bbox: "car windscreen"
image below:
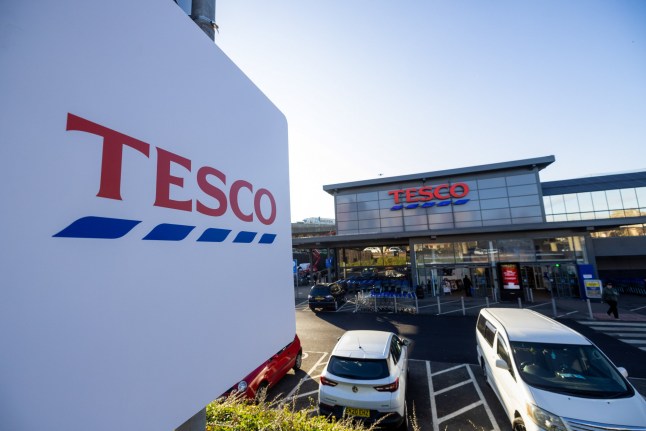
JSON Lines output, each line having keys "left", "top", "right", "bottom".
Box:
{"left": 327, "top": 356, "right": 389, "bottom": 380}
{"left": 309, "top": 286, "right": 330, "bottom": 296}
{"left": 510, "top": 341, "right": 634, "bottom": 398}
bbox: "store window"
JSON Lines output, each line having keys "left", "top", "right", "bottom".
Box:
{"left": 543, "top": 186, "right": 646, "bottom": 237}
{"left": 494, "top": 239, "right": 534, "bottom": 262}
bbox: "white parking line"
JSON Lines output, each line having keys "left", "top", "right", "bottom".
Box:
{"left": 426, "top": 362, "right": 500, "bottom": 431}
{"left": 426, "top": 361, "right": 440, "bottom": 431}
{"left": 434, "top": 379, "right": 472, "bottom": 395}
{"left": 282, "top": 351, "right": 328, "bottom": 402}
{"left": 466, "top": 363, "right": 500, "bottom": 431}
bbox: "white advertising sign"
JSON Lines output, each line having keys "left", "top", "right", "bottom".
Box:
{"left": 0, "top": 1, "right": 294, "bottom": 430}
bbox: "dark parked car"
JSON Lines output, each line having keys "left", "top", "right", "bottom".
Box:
{"left": 221, "top": 335, "right": 302, "bottom": 400}
{"left": 309, "top": 283, "right": 346, "bottom": 311}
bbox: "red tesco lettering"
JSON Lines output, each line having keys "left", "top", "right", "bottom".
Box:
{"left": 388, "top": 182, "right": 469, "bottom": 204}
{"left": 66, "top": 113, "right": 277, "bottom": 225}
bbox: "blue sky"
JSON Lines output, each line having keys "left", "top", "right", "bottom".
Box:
{"left": 210, "top": 0, "right": 646, "bottom": 222}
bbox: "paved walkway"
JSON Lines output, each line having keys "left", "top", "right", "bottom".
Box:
{"left": 294, "top": 283, "right": 646, "bottom": 321}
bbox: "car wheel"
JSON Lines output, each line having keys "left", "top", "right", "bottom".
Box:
{"left": 397, "top": 401, "right": 409, "bottom": 430}
{"left": 513, "top": 418, "right": 526, "bottom": 431}
{"left": 255, "top": 381, "right": 269, "bottom": 403}
{"left": 293, "top": 350, "right": 302, "bottom": 371}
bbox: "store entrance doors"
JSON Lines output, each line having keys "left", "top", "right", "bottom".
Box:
{"left": 416, "top": 265, "right": 493, "bottom": 298}
{"left": 520, "top": 263, "right": 580, "bottom": 299}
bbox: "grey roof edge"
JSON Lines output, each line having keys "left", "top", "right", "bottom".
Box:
{"left": 291, "top": 215, "right": 646, "bottom": 248}
{"left": 323, "top": 155, "right": 555, "bottom": 194}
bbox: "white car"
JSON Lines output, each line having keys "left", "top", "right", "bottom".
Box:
{"left": 318, "top": 330, "right": 409, "bottom": 428}
{"left": 363, "top": 247, "right": 382, "bottom": 255}
{"left": 476, "top": 308, "right": 646, "bottom": 431}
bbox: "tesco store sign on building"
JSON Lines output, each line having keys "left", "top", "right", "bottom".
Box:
{"left": 0, "top": 1, "right": 293, "bottom": 431}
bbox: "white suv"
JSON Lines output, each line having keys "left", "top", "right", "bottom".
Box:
{"left": 318, "top": 330, "right": 409, "bottom": 428}
{"left": 476, "top": 308, "right": 646, "bottom": 431}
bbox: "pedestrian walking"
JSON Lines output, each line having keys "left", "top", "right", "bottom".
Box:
{"left": 602, "top": 282, "right": 620, "bottom": 319}
{"left": 463, "top": 274, "right": 473, "bottom": 297}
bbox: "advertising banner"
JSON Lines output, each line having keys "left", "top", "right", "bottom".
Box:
{"left": 498, "top": 263, "right": 524, "bottom": 301}
{"left": 0, "top": 1, "right": 293, "bottom": 431}
{"left": 501, "top": 263, "right": 521, "bottom": 289}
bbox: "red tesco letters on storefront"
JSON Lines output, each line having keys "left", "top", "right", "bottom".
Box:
{"left": 388, "top": 183, "right": 469, "bottom": 204}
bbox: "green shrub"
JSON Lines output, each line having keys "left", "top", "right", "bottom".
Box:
{"left": 206, "top": 395, "right": 362, "bottom": 431}
{"left": 206, "top": 388, "right": 421, "bottom": 431}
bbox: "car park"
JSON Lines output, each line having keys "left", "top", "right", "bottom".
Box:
{"left": 318, "top": 330, "right": 410, "bottom": 428}
{"left": 476, "top": 308, "right": 646, "bottom": 431}
{"left": 222, "top": 335, "right": 302, "bottom": 400}
{"left": 308, "top": 283, "right": 346, "bottom": 311}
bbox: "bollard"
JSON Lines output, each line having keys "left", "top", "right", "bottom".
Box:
{"left": 394, "top": 296, "right": 398, "bottom": 313}
{"left": 518, "top": 297, "right": 522, "bottom": 309}
{"left": 552, "top": 297, "right": 557, "bottom": 317}
{"left": 461, "top": 296, "right": 465, "bottom": 316}
{"left": 375, "top": 295, "right": 378, "bottom": 313}
{"left": 437, "top": 296, "right": 442, "bottom": 314}
{"left": 415, "top": 294, "right": 419, "bottom": 314}
{"left": 586, "top": 298, "right": 593, "bottom": 320}
{"left": 486, "top": 297, "right": 490, "bottom": 308}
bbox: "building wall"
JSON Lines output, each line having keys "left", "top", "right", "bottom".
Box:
{"left": 335, "top": 170, "right": 544, "bottom": 235}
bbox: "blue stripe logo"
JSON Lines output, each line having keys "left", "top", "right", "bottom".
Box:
{"left": 390, "top": 199, "right": 470, "bottom": 211}
{"left": 54, "top": 216, "right": 276, "bottom": 244}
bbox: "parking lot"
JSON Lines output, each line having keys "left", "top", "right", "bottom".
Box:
{"left": 279, "top": 287, "right": 646, "bottom": 430}
{"left": 268, "top": 349, "right": 511, "bottom": 431}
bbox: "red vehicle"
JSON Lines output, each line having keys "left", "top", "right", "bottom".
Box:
{"left": 222, "top": 334, "right": 302, "bottom": 400}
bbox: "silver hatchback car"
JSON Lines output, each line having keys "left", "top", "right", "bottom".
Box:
{"left": 318, "top": 330, "right": 410, "bottom": 428}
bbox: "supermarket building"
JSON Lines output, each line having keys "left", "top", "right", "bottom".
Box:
{"left": 292, "top": 156, "right": 646, "bottom": 299}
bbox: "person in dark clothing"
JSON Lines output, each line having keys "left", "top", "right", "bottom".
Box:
{"left": 602, "top": 282, "right": 620, "bottom": 319}
{"left": 463, "top": 275, "right": 473, "bottom": 297}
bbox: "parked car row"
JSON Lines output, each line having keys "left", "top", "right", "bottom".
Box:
{"left": 315, "top": 310, "right": 646, "bottom": 429}
{"left": 221, "top": 310, "right": 646, "bottom": 430}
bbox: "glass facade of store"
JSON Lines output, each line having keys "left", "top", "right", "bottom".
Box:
{"left": 543, "top": 186, "right": 646, "bottom": 237}
{"left": 293, "top": 157, "right": 646, "bottom": 299}
{"left": 412, "top": 236, "right": 586, "bottom": 299}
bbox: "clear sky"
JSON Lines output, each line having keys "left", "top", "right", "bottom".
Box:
{"left": 212, "top": 0, "right": 646, "bottom": 223}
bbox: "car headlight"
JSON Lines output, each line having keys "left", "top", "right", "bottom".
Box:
{"left": 526, "top": 403, "right": 566, "bottom": 431}
{"left": 237, "top": 380, "right": 248, "bottom": 392}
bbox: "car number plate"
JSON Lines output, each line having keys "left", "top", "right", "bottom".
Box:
{"left": 315, "top": 296, "right": 324, "bottom": 301}
{"left": 345, "top": 407, "right": 370, "bottom": 418}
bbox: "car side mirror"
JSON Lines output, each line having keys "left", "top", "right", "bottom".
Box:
{"left": 495, "top": 358, "right": 509, "bottom": 370}
{"left": 617, "top": 367, "right": 629, "bottom": 378}
{"left": 402, "top": 339, "right": 411, "bottom": 346}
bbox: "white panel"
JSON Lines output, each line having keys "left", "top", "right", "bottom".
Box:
{"left": 0, "top": 2, "right": 293, "bottom": 431}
